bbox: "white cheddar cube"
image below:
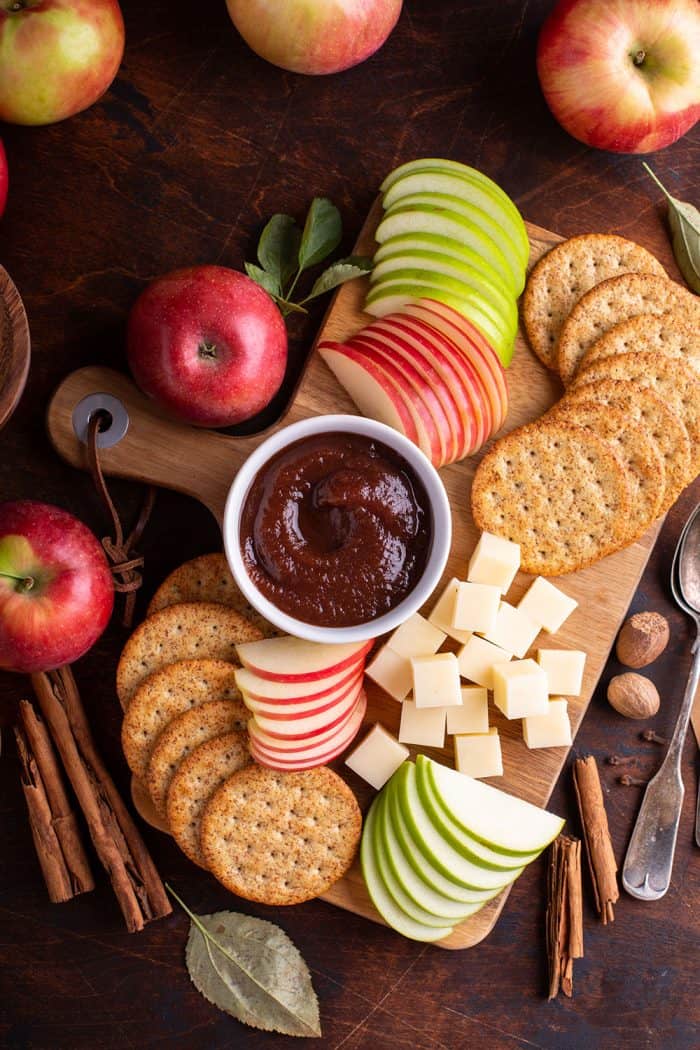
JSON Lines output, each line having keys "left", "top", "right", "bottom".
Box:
{"left": 446, "top": 686, "right": 489, "bottom": 735}
{"left": 428, "top": 577, "right": 471, "bottom": 644}
{"left": 523, "top": 699, "right": 572, "bottom": 749}
{"left": 453, "top": 581, "right": 501, "bottom": 633}
{"left": 537, "top": 649, "right": 586, "bottom": 696}
{"left": 399, "top": 701, "right": 446, "bottom": 748}
{"left": 454, "top": 728, "right": 503, "bottom": 779}
{"left": 467, "top": 531, "right": 520, "bottom": 594}
{"left": 517, "top": 576, "right": 578, "bottom": 634}
{"left": 387, "top": 612, "right": 446, "bottom": 659}
{"left": 365, "top": 645, "right": 412, "bottom": 702}
{"left": 480, "top": 601, "right": 540, "bottom": 659}
{"left": 457, "top": 635, "right": 513, "bottom": 688}
{"left": 492, "top": 659, "right": 549, "bottom": 719}
{"left": 345, "top": 723, "right": 409, "bottom": 790}
{"left": 411, "top": 652, "right": 462, "bottom": 708}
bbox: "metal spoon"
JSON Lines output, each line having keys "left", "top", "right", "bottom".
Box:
{"left": 622, "top": 502, "right": 700, "bottom": 900}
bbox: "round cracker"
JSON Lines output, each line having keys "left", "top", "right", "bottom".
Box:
{"left": 522, "top": 234, "right": 665, "bottom": 370}
{"left": 166, "top": 731, "right": 250, "bottom": 868}
{"left": 561, "top": 381, "right": 692, "bottom": 512}
{"left": 471, "top": 420, "right": 631, "bottom": 575}
{"left": 121, "top": 659, "right": 243, "bottom": 780}
{"left": 557, "top": 273, "right": 700, "bottom": 384}
{"left": 579, "top": 309, "right": 700, "bottom": 377}
{"left": 116, "top": 602, "right": 264, "bottom": 708}
{"left": 146, "top": 698, "right": 249, "bottom": 818}
{"left": 148, "top": 553, "right": 278, "bottom": 637}
{"left": 201, "top": 764, "right": 361, "bottom": 906}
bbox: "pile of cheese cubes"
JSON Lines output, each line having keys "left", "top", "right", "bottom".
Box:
{"left": 346, "top": 531, "right": 585, "bottom": 787}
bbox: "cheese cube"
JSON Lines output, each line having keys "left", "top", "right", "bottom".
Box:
{"left": 411, "top": 652, "right": 461, "bottom": 708}
{"left": 453, "top": 581, "right": 501, "bottom": 633}
{"left": 467, "top": 531, "right": 520, "bottom": 594}
{"left": 454, "top": 728, "right": 503, "bottom": 779}
{"left": 399, "top": 701, "right": 446, "bottom": 748}
{"left": 517, "top": 576, "right": 578, "bottom": 634}
{"left": 428, "top": 577, "right": 471, "bottom": 644}
{"left": 457, "top": 635, "right": 513, "bottom": 688}
{"left": 523, "top": 699, "right": 572, "bottom": 749}
{"left": 365, "top": 645, "right": 412, "bottom": 702}
{"left": 446, "top": 686, "right": 489, "bottom": 735}
{"left": 537, "top": 649, "right": 586, "bottom": 696}
{"left": 387, "top": 612, "right": 446, "bottom": 659}
{"left": 492, "top": 659, "right": 549, "bottom": 719}
{"left": 345, "top": 723, "right": 409, "bottom": 790}
{"left": 480, "top": 602, "right": 540, "bottom": 659}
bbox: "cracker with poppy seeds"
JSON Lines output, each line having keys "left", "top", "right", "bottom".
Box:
{"left": 146, "top": 698, "right": 249, "bottom": 818}
{"left": 578, "top": 309, "right": 700, "bottom": 377}
{"left": 200, "top": 764, "right": 362, "bottom": 906}
{"left": 116, "top": 602, "right": 263, "bottom": 709}
{"left": 522, "top": 234, "right": 665, "bottom": 371}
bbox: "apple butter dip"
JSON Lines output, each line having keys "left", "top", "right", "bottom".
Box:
{"left": 240, "top": 432, "right": 432, "bottom": 627}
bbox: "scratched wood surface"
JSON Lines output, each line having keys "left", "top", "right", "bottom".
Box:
{"left": 1, "top": 0, "right": 699, "bottom": 1045}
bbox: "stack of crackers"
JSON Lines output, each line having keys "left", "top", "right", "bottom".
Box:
{"left": 119, "top": 554, "right": 361, "bottom": 905}
{"left": 473, "top": 234, "right": 700, "bottom": 575}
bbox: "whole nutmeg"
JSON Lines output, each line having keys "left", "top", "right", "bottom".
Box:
{"left": 607, "top": 672, "right": 660, "bottom": 720}
{"left": 616, "top": 611, "right": 669, "bottom": 669}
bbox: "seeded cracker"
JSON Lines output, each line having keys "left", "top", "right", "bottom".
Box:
{"left": 201, "top": 765, "right": 362, "bottom": 906}
{"left": 522, "top": 234, "right": 665, "bottom": 371}
{"left": 578, "top": 309, "right": 700, "bottom": 377}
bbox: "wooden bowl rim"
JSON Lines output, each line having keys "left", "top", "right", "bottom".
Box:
{"left": 0, "top": 264, "right": 30, "bottom": 431}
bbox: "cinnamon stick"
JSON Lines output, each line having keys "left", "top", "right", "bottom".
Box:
{"left": 573, "top": 755, "right": 619, "bottom": 924}
{"left": 546, "top": 835, "right": 583, "bottom": 1000}
{"left": 31, "top": 666, "right": 171, "bottom": 932}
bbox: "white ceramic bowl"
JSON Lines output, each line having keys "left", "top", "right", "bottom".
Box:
{"left": 223, "top": 414, "right": 451, "bottom": 644}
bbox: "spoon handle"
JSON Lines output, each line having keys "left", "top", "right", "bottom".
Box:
{"left": 622, "top": 643, "right": 700, "bottom": 900}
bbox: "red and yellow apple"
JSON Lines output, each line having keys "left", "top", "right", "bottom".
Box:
{"left": 127, "top": 266, "right": 288, "bottom": 428}
{"left": 0, "top": 501, "right": 114, "bottom": 674}
{"left": 537, "top": 0, "right": 700, "bottom": 154}
{"left": 0, "top": 0, "right": 125, "bottom": 126}
{"left": 224, "top": 0, "right": 402, "bottom": 75}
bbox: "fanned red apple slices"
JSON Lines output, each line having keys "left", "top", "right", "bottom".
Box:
{"left": 318, "top": 298, "right": 508, "bottom": 468}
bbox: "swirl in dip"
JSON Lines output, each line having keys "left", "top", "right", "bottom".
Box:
{"left": 240, "top": 432, "right": 432, "bottom": 628}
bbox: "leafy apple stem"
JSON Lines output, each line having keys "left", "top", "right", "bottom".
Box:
{"left": 642, "top": 163, "right": 672, "bottom": 202}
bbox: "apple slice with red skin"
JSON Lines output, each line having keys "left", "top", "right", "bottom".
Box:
{"left": 242, "top": 669, "right": 364, "bottom": 719}
{"left": 250, "top": 692, "right": 367, "bottom": 771}
{"left": 317, "top": 341, "right": 419, "bottom": 448}
{"left": 251, "top": 680, "right": 364, "bottom": 740}
{"left": 373, "top": 315, "right": 490, "bottom": 455}
{"left": 350, "top": 332, "right": 460, "bottom": 465}
{"left": 236, "top": 636, "right": 373, "bottom": 683}
{"left": 234, "top": 657, "right": 365, "bottom": 703}
{"left": 248, "top": 684, "right": 364, "bottom": 750}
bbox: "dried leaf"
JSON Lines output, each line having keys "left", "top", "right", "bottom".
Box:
{"left": 244, "top": 261, "right": 281, "bottom": 298}
{"left": 170, "top": 888, "right": 321, "bottom": 1038}
{"left": 298, "top": 198, "right": 342, "bottom": 272}
{"left": 257, "top": 214, "right": 302, "bottom": 288}
{"left": 643, "top": 163, "right": 700, "bottom": 295}
{"left": 303, "top": 256, "right": 372, "bottom": 303}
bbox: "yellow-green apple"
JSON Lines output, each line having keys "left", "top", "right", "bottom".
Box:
{"left": 537, "top": 0, "right": 700, "bottom": 153}
{"left": 0, "top": 138, "right": 7, "bottom": 217}
{"left": 0, "top": 501, "right": 114, "bottom": 674}
{"left": 0, "top": 0, "right": 125, "bottom": 126}
{"left": 224, "top": 0, "right": 402, "bottom": 75}
{"left": 127, "top": 266, "right": 288, "bottom": 428}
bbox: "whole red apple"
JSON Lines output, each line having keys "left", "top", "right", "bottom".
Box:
{"left": 0, "top": 0, "right": 125, "bottom": 126}
{"left": 537, "top": 0, "right": 700, "bottom": 154}
{"left": 0, "top": 138, "right": 7, "bottom": 218}
{"left": 225, "top": 0, "right": 402, "bottom": 75}
{"left": 0, "top": 501, "right": 114, "bottom": 674}
{"left": 127, "top": 266, "right": 288, "bottom": 428}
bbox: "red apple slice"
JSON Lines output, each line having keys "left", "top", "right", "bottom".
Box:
{"left": 317, "top": 341, "right": 418, "bottom": 446}
{"left": 236, "top": 636, "right": 373, "bottom": 683}
{"left": 234, "top": 658, "right": 365, "bottom": 703}
{"left": 251, "top": 681, "right": 363, "bottom": 739}
{"left": 250, "top": 692, "right": 367, "bottom": 770}
{"left": 242, "top": 670, "right": 364, "bottom": 719}
{"left": 248, "top": 685, "right": 364, "bottom": 750}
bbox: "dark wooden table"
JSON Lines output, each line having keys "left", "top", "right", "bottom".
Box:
{"left": 1, "top": 2, "right": 699, "bottom": 1047}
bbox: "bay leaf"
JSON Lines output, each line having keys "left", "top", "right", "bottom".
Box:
{"left": 298, "top": 198, "right": 342, "bottom": 272}
{"left": 171, "top": 888, "right": 321, "bottom": 1038}
{"left": 257, "top": 214, "right": 302, "bottom": 289}
{"left": 643, "top": 163, "right": 700, "bottom": 295}
{"left": 303, "top": 257, "right": 372, "bottom": 303}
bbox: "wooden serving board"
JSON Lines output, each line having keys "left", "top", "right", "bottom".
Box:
{"left": 47, "top": 203, "right": 660, "bottom": 949}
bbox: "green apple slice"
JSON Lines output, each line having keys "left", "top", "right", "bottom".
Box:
{"left": 424, "top": 756, "right": 565, "bottom": 856}
{"left": 394, "top": 763, "right": 523, "bottom": 891}
{"left": 382, "top": 170, "right": 529, "bottom": 265}
{"left": 381, "top": 158, "right": 520, "bottom": 217}
{"left": 372, "top": 244, "right": 512, "bottom": 305}
{"left": 360, "top": 795, "right": 453, "bottom": 942}
{"left": 374, "top": 231, "right": 507, "bottom": 274}
{"left": 384, "top": 193, "right": 526, "bottom": 288}
{"left": 414, "top": 755, "right": 540, "bottom": 869}
{"left": 375, "top": 204, "right": 521, "bottom": 296}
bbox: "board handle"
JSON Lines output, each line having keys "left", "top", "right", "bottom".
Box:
{"left": 46, "top": 367, "right": 260, "bottom": 525}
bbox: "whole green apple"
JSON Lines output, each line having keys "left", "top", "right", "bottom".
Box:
{"left": 0, "top": 0, "right": 125, "bottom": 126}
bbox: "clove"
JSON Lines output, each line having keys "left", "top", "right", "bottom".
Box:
{"left": 641, "top": 729, "right": 667, "bottom": 745}
{"left": 618, "top": 774, "right": 648, "bottom": 787}
{"left": 607, "top": 754, "right": 636, "bottom": 767}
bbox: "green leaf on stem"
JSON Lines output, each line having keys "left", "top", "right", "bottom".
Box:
{"left": 244, "top": 262, "right": 281, "bottom": 298}
{"left": 257, "top": 214, "right": 302, "bottom": 288}
{"left": 643, "top": 163, "right": 700, "bottom": 295}
{"left": 298, "top": 198, "right": 342, "bottom": 272}
{"left": 302, "top": 256, "right": 373, "bottom": 303}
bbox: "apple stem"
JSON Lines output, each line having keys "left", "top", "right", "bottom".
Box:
{"left": 0, "top": 569, "right": 35, "bottom": 591}
{"left": 632, "top": 49, "right": 646, "bottom": 66}
{"left": 198, "top": 341, "right": 218, "bottom": 360}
